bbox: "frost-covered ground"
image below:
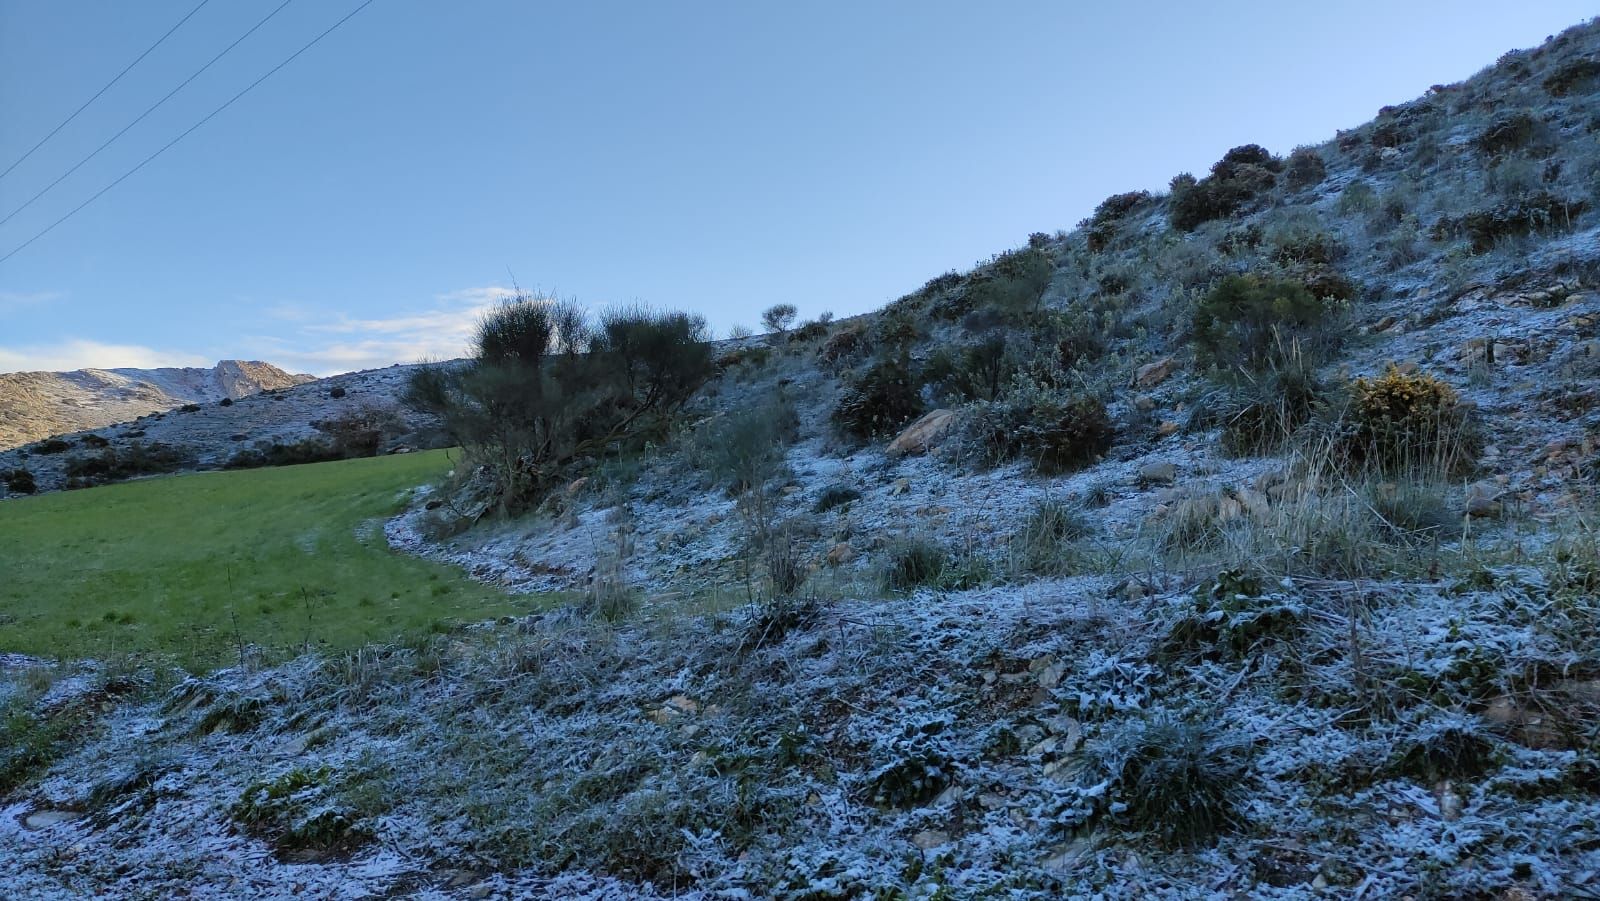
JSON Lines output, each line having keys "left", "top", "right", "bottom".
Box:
{"left": 4, "top": 561, "right": 1599, "bottom": 898}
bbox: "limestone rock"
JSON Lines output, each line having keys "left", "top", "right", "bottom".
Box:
{"left": 1132, "top": 357, "right": 1177, "bottom": 389}
{"left": 1138, "top": 461, "right": 1177, "bottom": 484}
{"left": 887, "top": 408, "right": 957, "bottom": 457}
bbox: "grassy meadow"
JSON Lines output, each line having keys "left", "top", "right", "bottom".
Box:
{"left": 0, "top": 449, "right": 545, "bottom": 670}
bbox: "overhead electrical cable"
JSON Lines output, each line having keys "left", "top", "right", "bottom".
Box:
{"left": 0, "top": 0, "right": 214, "bottom": 182}
{"left": 0, "top": 0, "right": 297, "bottom": 228}
{"left": 0, "top": 0, "right": 378, "bottom": 266}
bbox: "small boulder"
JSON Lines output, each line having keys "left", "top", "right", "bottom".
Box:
{"left": 1132, "top": 357, "right": 1177, "bottom": 389}
{"left": 887, "top": 409, "right": 957, "bottom": 457}
{"left": 1138, "top": 461, "right": 1177, "bottom": 484}
{"left": 1465, "top": 481, "right": 1502, "bottom": 518}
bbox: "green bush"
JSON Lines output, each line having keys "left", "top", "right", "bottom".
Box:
{"left": 1432, "top": 192, "right": 1586, "bottom": 253}
{"left": 922, "top": 333, "right": 1015, "bottom": 402}
{"left": 31, "top": 438, "right": 71, "bottom": 455}
{"left": 1544, "top": 57, "right": 1600, "bottom": 96}
{"left": 1192, "top": 274, "right": 1340, "bottom": 372}
{"left": 1084, "top": 190, "right": 1152, "bottom": 251}
{"left": 405, "top": 297, "right": 715, "bottom": 512}
{"left": 832, "top": 354, "right": 925, "bottom": 440}
{"left": 879, "top": 538, "right": 990, "bottom": 593}
{"left": 971, "top": 383, "right": 1113, "bottom": 474}
{"left": 1283, "top": 147, "right": 1327, "bottom": 189}
{"left": 3, "top": 468, "right": 37, "bottom": 495}
{"left": 1337, "top": 366, "right": 1479, "bottom": 475}
{"left": 63, "top": 442, "right": 193, "bottom": 484}
{"left": 1086, "top": 715, "right": 1252, "bottom": 849}
{"left": 1474, "top": 111, "right": 1538, "bottom": 156}
{"left": 1169, "top": 145, "right": 1280, "bottom": 232}
{"left": 1008, "top": 499, "right": 1092, "bottom": 578}
{"left": 1215, "top": 359, "right": 1325, "bottom": 455}
{"left": 691, "top": 391, "right": 799, "bottom": 494}
{"left": 964, "top": 246, "right": 1052, "bottom": 317}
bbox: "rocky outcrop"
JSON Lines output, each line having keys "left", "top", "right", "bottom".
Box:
{"left": 0, "top": 360, "right": 314, "bottom": 449}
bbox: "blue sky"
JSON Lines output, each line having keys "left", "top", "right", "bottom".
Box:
{"left": 0, "top": 1, "right": 1593, "bottom": 375}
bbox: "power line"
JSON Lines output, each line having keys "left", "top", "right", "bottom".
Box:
{"left": 0, "top": 0, "right": 378, "bottom": 266}
{"left": 0, "top": 0, "right": 214, "bottom": 183}
{"left": 0, "top": 0, "right": 297, "bottom": 229}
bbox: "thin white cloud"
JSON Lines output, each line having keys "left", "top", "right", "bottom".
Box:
{"left": 0, "top": 339, "right": 209, "bottom": 374}
{"left": 0, "top": 290, "right": 63, "bottom": 311}
{"left": 240, "top": 285, "right": 522, "bottom": 376}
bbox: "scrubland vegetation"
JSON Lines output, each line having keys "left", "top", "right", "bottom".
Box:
{"left": 6, "top": 16, "right": 1600, "bottom": 899}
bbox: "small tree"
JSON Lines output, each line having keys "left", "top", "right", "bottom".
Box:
{"left": 762, "top": 303, "right": 798, "bottom": 333}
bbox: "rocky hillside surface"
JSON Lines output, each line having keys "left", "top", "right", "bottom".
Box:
{"left": 0, "top": 360, "right": 314, "bottom": 450}
{"left": 5, "top": 17, "right": 1600, "bottom": 901}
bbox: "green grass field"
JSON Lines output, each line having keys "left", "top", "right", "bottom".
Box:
{"left": 0, "top": 450, "right": 546, "bottom": 670}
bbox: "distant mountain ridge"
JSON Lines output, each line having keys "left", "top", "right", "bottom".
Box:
{"left": 0, "top": 360, "right": 315, "bottom": 450}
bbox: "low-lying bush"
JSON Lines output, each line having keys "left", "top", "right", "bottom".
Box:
{"left": 832, "top": 354, "right": 924, "bottom": 441}
{"left": 1474, "top": 110, "right": 1539, "bottom": 156}
{"left": 1192, "top": 274, "right": 1342, "bottom": 372}
{"left": 1283, "top": 147, "right": 1327, "bottom": 190}
{"left": 1336, "top": 366, "right": 1479, "bottom": 475}
{"left": 63, "top": 442, "right": 193, "bottom": 484}
{"left": 31, "top": 438, "right": 71, "bottom": 455}
{"left": 1086, "top": 715, "right": 1252, "bottom": 849}
{"left": 1432, "top": 192, "right": 1586, "bottom": 253}
{"left": 969, "top": 382, "right": 1113, "bottom": 474}
{"left": 1084, "top": 190, "right": 1152, "bottom": 251}
{"left": 690, "top": 391, "right": 799, "bottom": 495}
{"left": 1007, "top": 499, "right": 1092, "bottom": 578}
{"left": 3, "top": 468, "right": 37, "bottom": 494}
{"left": 1214, "top": 359, "right": 1325, "bottom": 455}
{"left": 879, "top": 538, "right": 990, "bottom": 593}
{"left": 1544, "top": 57, "right": 1600, "bottom": 96}
{"left": 1169, "top": 145, "right": 1281, "bottom": 232}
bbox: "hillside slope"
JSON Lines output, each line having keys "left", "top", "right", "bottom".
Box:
{"left": 4, "top": 16, "right": 1600, "bottom": 901}
{"left": 0, "top": 360, "right": 314, "bottom": 450}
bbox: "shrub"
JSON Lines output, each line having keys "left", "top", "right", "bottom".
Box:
{"left": 691, "top": 391, "right": 799, "bottom": 495}
{"left": 818, "top": 323, "right": 867, "bottom": 367}
{"left": 1338, "top": 366, "right": 1478, "bottom": 475}
{"left": 832, "top": 354, "right": 924, "bottom": 440}
{"left": 964, "top": 246, "right": 1052, "bottom": 317}
{"left": 1215, "top": 359, "right": 1325, "bottom": 455}
{"left": 922, "top": 333, "right": 1015, "bottom": 402}
{"left": 1169, "top": 146, "right": 1280, "bottom": 232}
{"left": 224, "top": 439, "right": 342, "bottom": 470}
{"left": 1084, "top": 190, "right": 1152, "bottom": 251}
{"left": 328, "top": 386, "right": 346, "bottom": 399}
{"left": 1169, "top": 177, "right": 1252, "bottom": 232}
{"left": 31, "top": 438, "right": 71, "bottom": 455}
{"left": 1474, "top": 111, "right": 1538, "bottom": 156}
{"left": 813, "top": 485, "right": 861, "bottom": 513}
{"left": 1336, "top": 180, "right": 1378, "bottom": 216}
{"left": 971, "top": 383, "right": 1113, "bottom": 474}
{"left": 1086, "top": 715, "right": 1252, "bottom": 849}
{"left": 1432, "top": 192, "right": 1586, "bottom": 253}
{"left": 312, "top": 406, "right": 402, "bottom": 459}
{"left": 1544, "top": 57, "right": 1600, "bottom": 96}
{"left": 879, "top": 538, "right": 988, "bottom": 593}
{"left": 405, "top": 296, "right": 715, "bottom": 512}
{"left": 761, "top": 303, "right": 798, "bottom": 333}
{"left": 1008, "top": 499, "right": 1092, "bottom": 578}
{"left": 1192, "top": 274, "right": 1340, "bottom": 372}
{"left": 219, "top": 397, "right": 234, "bottom": 407}
{"left": 3, "top": 468, "right": 37, "bottom": 495}
{"left": 63, "top": 442, "right": 193, "bottom": 484}
{"left": 1273, "top": 148, "right": 1324, "bottom": 190}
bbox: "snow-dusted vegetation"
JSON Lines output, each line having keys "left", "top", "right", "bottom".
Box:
{"left": 7, "top": 15, "right": 1600, "bottom": 900}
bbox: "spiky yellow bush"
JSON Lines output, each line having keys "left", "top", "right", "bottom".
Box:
{"left": 1341, "top": 366, "right": 1478, "bottom": 474}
